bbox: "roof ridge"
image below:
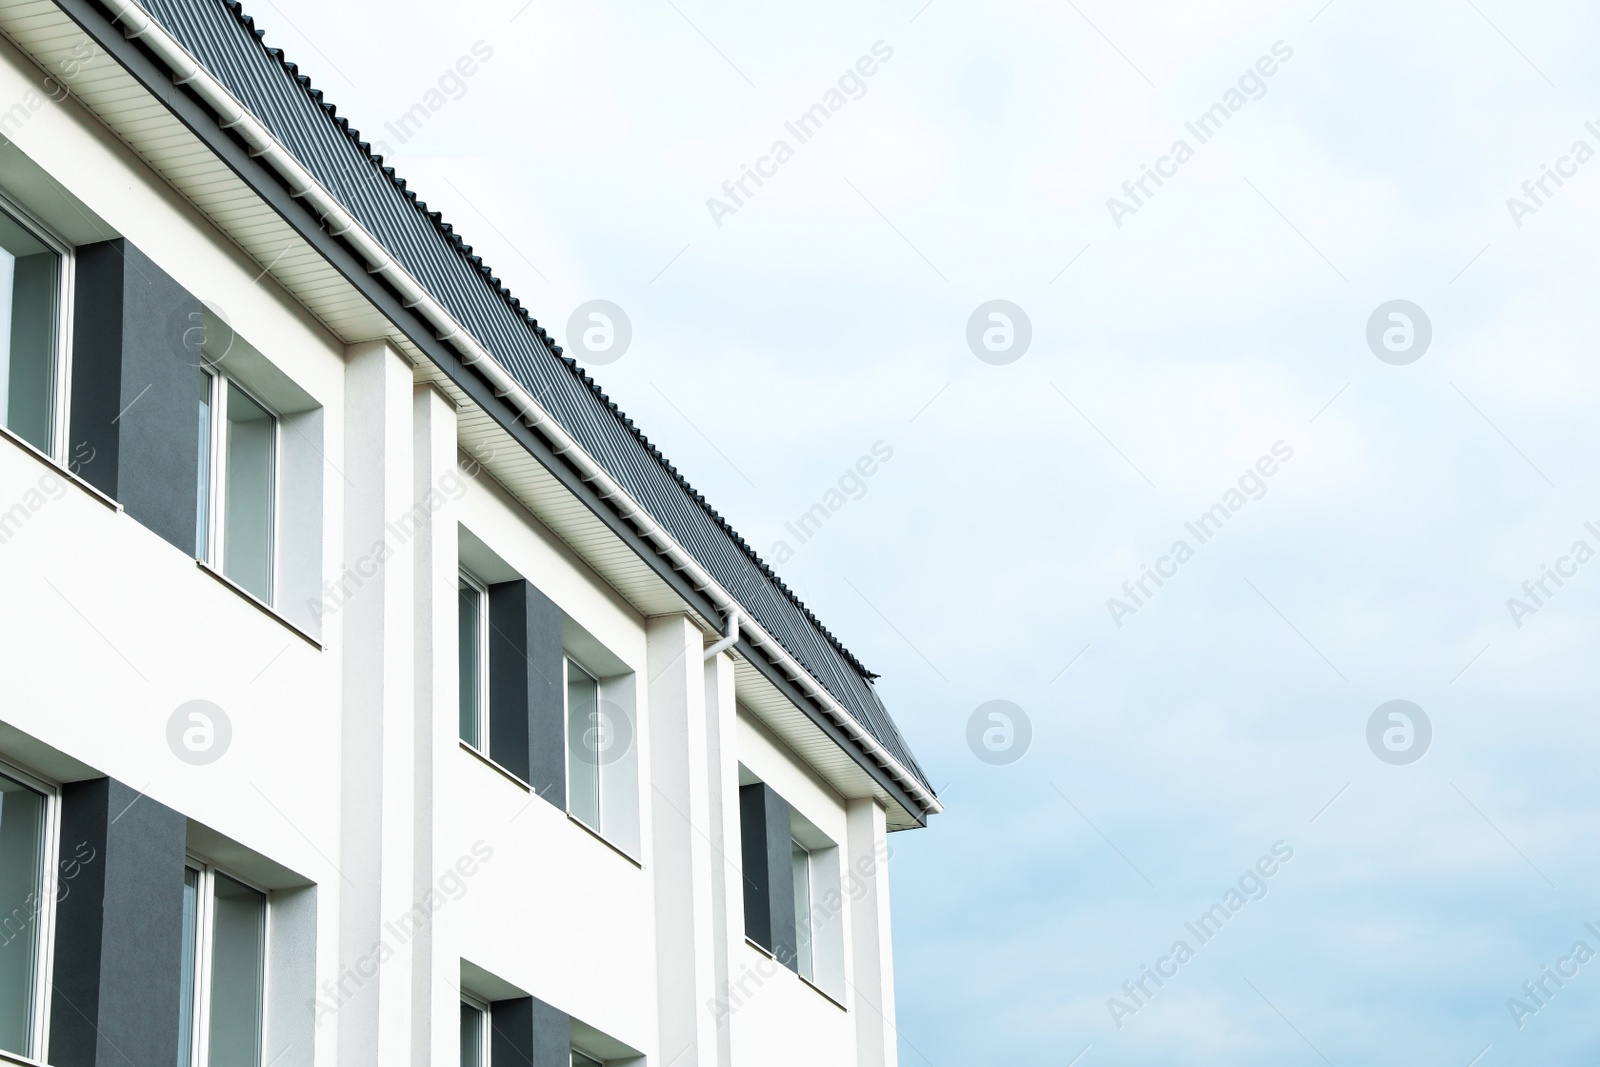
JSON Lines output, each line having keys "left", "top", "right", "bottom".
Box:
{"left": 219, "top": 0, "right": 883, "bottom": 684}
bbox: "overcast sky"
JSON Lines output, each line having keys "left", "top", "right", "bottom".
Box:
{"left": 255, "top": 0, "right": 1600, "bottom": 1061}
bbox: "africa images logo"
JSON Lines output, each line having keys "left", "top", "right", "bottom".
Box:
{"left": 705, "top": 42, "right": 895, "bottom": 228}
{"left": 1107, "top": 842, "right": 1296, "bottom": 1030}
{"left": 1105, "top": 442, "right": 1295, "bottom": 628}
{"left": 1105, "top": 41, "right": 1294, "bottom": 228}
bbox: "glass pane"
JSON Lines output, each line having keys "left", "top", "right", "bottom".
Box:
{"left": 223, "top": 385, "right": 274, "bottom": 602}
{"left": 176, "top": 868, "right": 200, "bottom": 1067}
{"left": 566, "top": 661, "right": 600, "bottom": 829}
{"left": 196, "top": 375, "right": 212, "bottom": 559}
{"left": 792, "top": 840, "right": 813, "bottom": 981}
{"left": 207, "top": 874, "right": 265, "bottom": 1067}
{"left": 571, "top": 1052, "right": 602, "bottom": 1067}
{"left": 0, "top": 209, "right": 58, "bottom": 453}
{"left": 458, "top": 581, "right": 482, "bottom": 748}
{"left": 460, "top": 1002, "right": 484, "bottom": 1067}
{"left": 0, "top": 773, "right": 45, "bottom": 1056}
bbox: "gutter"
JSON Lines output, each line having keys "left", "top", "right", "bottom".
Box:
{"left": 98, "top": 0, "right": 941, "bottom": 816}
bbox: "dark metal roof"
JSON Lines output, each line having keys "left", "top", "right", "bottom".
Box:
{"left": 132, "top": 0, "right": 933, "bottom": 798}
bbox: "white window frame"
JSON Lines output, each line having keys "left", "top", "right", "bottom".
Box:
{"left": 563, "top": 655, "right": 602, "bottom": 830}
{"left": 791, "top": 836, "right": 815, "bottom": 982}
{"left": 180, "top": 857, "right": 269, "bottom": 1067}
{"left": 199, "top": 370, "right": 280, "bottom": 604}
{"left": 0, "top": 757, "right": 60, "bottom": 1062}
{"left": 460, "top": 993, "right": 490, "bottom": 1067}
{"left": 459, "top": 569, "right": 491, "bottom": 753}
{"left": 0, "top": 187, "right": 74, "bottom": 466}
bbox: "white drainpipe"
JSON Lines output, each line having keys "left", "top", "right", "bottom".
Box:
{"left": 702, "top": 610, "right": 740, "bottom": 661}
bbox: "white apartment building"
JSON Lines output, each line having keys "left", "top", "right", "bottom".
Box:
{"left": 0, "top": 1, "right": 940, "bottom": 1065}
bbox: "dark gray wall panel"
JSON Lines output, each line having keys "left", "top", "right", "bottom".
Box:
{"left": 67, "top": 241, "right": 122, "bottom": 497}
{"left": 488, "top": 579, "right": 563, "bottom": 803}
{"left": 523, "top": 581, "right": 565, "bottom": 806}
{"left": 70, "top": 238, "right": 204, "bottom": 556}
{"left": 49, "top": 777, "right": 187, "bottom": 1067}
{"left": 739, "top": 782, "right": 797, "bottom": 969}
{"left": 489, "top": 995, "right": 568, "bottom": 1067}
{"left": 486, "top": 579, "right": 531, "bottom": 783}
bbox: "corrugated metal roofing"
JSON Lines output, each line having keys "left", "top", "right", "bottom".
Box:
{"left": 131, "top": 0, "right": 933, "bottom": 798}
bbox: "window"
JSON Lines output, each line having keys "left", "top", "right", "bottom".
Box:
{"left": 458, "top": 572, "right": 489, "bottom": 749}
{"left": 198, "top": 372, "right": 277, "bottom": 603}
{"left": 790, "top": 810, "right": 846, "bottom": 998}
{"left": 557, "top": 617, "right": 641, "bottom": 856}
{"left": 565, "top": 658, "right": 601, "bottom": 830}
{"left": 178, "top": 862, "right": 267, "bottom": 1067}
{"left": 738, "top": 774, "right": 846, "bottom": 995}
{"left": 0, "top": 199, "right": 66, "bottom": 457}
{"left": 0, "top": 766, "right": 50, "bottom": 1059}
{"left": 571, "top": 1051, "right": 602, "bottom": 1067}
{"left": 792, "top": 838, "right": 814, "bottom": 982}
{"left": 460, "top": 996, "right": 488, "bottom": 1067}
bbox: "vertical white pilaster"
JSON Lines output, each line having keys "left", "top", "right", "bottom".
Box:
{"left": 648, "top": 614, "right": 719, "bottom": 1065}
{"left": 411, "top": 383, "right": 460, "bottom": 1067}
{"left": 847, "top": 798, "right": 898, "bottom": 1067}
{"left": 703, "top": 649, "right": 739, "bottom": 1067}
{"left": 338, "top": 341, "right": 416, "bottom": 1067}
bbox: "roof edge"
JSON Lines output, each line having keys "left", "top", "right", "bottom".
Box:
{"left": 73, "top": 0, "right": 939, "bottom": 816}
{"left": 217, "top": 0, "right": 887, "bottom": 687}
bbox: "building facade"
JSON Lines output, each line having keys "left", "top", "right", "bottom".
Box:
{"left": 0, "top": 1, "right": 939, "bottom": 1065}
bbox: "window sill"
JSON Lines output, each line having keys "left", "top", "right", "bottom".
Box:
{"left": 0, "top": 1048, "right": 48, "bottom": 1067}
{"left": 459, "top": 742, "right": 531, "bottom": 792}
{"left": 799, "top": 973, "right": 849, "bottom": 1012}
{"left": 567, "top": 813, "right": 643, "bottom": 869}
{"left": 196, "top": 560, "right": 323, "bottom": 650}
{"left": 741, "top": 939, "right": 847, "bottom": 1011}
{"left": 0, "top": 421, "right": 121, "bottom": 512}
